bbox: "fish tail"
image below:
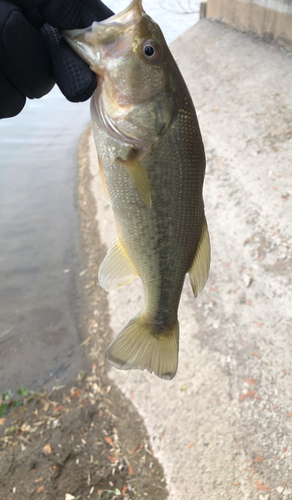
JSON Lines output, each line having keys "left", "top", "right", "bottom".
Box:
{"left": 106, "top": 313, "right": 179, "bottom": 380}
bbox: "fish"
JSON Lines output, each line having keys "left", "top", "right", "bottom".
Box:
{"left": 62, "top": 0, "right": 210, "bottom": 380}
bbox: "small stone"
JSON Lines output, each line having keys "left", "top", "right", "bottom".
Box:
{"left": 284, "top": 488, "right": 292, "bottom": 496}
{"left": 243, "top": 274, "right": 253, "bottom": 287}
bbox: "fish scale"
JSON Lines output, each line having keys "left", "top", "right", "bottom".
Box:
{"left": 63, "top": 0, "right": 210, "bottom": 379}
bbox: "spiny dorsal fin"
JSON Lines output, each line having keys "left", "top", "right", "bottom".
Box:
{"left": 99, "top": 238, "right": 138, "bottom": 291}
{"left": 188, "top": 216, "right": 210, "bottom": 297}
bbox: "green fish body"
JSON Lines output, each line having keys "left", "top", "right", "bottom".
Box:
{"left": 63, "top": 0, "right": 210, "bottom": 379}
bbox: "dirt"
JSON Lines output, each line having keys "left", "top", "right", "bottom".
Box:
{"left": 0, "top": 374, "right": 166, "bottom": 500}
{"left": 0, "top": 128, "right": 169, "bottom": 500}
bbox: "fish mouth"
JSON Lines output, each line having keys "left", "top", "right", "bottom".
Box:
{"left": 61, "top": 0, "right": 145, "bottom": 73}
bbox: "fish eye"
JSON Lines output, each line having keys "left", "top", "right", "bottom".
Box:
{"left": 142, "top": 40, "right": 159, "bottom": 61}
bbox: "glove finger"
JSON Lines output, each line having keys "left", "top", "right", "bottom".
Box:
{"left": 13, "top": 0, "right": 114, "bottom": 29}
{"left": 0, "top": 1, "right": 54, "bottom": 99}
{"left": 0, "top": 69, "right": 26, "bottom": 118}
{"left": 41, "top": 24, "right": 96, "bottom": 102}
{"left": 40, "top": 0, "right": 114, "bottom": 29}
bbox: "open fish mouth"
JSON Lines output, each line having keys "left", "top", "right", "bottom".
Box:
{"left": 61, "top": 0, "right": 145, "bottom": 73}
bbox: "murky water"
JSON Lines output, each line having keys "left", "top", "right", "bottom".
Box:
{"left": 0, "top": 90, "right": 90, "bottom": 392}
{"left": 0, "top": 1, "right": 199, "bottom": 393}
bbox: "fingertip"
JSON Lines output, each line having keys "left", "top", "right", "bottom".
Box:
{"left": 42, "top": 25, "right": 97, "bottom": 102}
{"left": 65, "top": 72, "right": 97, "bottom": 102}
{"left": 0, "top": 71, "right": 26, "bottom": 118}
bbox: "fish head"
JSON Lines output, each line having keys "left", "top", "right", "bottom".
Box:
{"left": 62, "top": 0, "right": 177, "bottom": 106}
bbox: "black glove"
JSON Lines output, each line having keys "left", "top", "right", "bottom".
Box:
{"left": 0, "top": 0, "right": 114, "bottom": 118}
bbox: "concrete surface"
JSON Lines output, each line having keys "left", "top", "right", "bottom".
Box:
{"left": 86, "top": 19, "right": 292, "bottom": 500}
{"left": 207, "top": 0, "right": 292, "bottom": 51}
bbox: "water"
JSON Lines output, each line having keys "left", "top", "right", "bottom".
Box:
{"left": 0, "top": 90, "right": 90, "bottom": 392}
{"left": 0, "top": 1, "right": 199, "bottom": 393}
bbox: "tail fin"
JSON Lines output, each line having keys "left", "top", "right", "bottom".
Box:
{"left": 106, "top": 313, "right": 179, "bottom": 380}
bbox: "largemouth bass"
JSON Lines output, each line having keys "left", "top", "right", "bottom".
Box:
{"left": 63, "top": 0, "right": 210, "bottom": 380}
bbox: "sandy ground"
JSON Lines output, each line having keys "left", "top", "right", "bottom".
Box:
{"left": 86, "top": 19, "right": 292, "bottom": 500}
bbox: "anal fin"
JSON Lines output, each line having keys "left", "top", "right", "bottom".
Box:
{"left": 99, "top": 238, "right": 138, "bottom": 291}
{"left": 188, "top": 216, "right": 211, "bottom": 297}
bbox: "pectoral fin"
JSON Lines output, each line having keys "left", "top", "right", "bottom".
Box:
{"left": 99, "top": 238, "right": 138, "bottom": 291}
{"left": 188, "top": 216, "right": 211, "bottom": 297}
{"left": 117, "top": 153, "right": 152, "bottom": 208}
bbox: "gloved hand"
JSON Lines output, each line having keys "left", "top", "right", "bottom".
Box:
{"left": 0, "top": 0, "right": 114, "bottom": 118}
